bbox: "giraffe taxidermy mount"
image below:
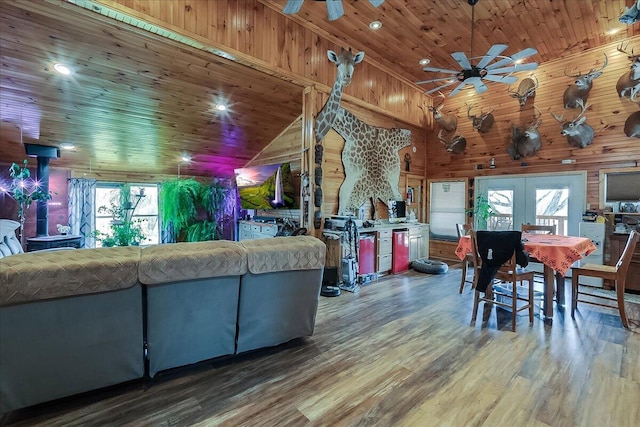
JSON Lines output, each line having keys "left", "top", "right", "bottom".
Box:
{"left": 314, "top": 48, "right": 411, "bottom": 219}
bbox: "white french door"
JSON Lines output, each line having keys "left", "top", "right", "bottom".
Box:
{"left": 475, "top": 172, "right": 586, "bottom": 236}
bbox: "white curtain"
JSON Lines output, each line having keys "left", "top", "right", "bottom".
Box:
{"left": 68, "top": 178, "right": 97, "bottom": 248}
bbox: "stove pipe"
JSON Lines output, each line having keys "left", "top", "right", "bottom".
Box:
{"left": 24, "top": 144, "right": 60, "bottom": 237}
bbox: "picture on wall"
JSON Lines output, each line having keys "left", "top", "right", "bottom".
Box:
{"left": 234, "top": 162, "right": 298, "bottom": 210}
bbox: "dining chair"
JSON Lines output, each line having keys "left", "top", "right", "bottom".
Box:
{"left": 471, "top": 230, "right": 536, "bottom": 332}
{"left": 522, "top": 224, "right": 556, "bottom": 234}
{"left": 457, "top": 223, "right": 477, "bottom": 293}
{"left": 521, "top": 223, "right": 558, "bottom": 288}
{"left": 571, "top": 229, "right": 639, "bottom": 328}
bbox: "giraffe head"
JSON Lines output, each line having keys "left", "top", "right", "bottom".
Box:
{"left": 327, "top": 48, "right": 365, "bottom": 86}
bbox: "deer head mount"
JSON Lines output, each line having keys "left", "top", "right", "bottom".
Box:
{"left": 551, "top": 99, "right": 595, "bottom": 148}
{"left": 466, "top": 104, "right": 495, "bottom": 133}
{"left": 506, "top": 106, "right": 543, "bottom": 160}
{"left": 428, "top": 92, "right": 458, "bottom": 133}
{"left": 437, "top": 129, "right": 466, "bottom": 154}
{"left": 625, "top": 90, "right": 640, "bottom": 138}
{"left": 508, "top": 75, "right": 538, "bottom": 108}
{"left": 616, "top": 42, "right": 640, "bottom": 99}
{"left": 563, "top": 54, "right": 607, "bottom": 109}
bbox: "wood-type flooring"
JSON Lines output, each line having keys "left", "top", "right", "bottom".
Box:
{"left": 4, "top": 267, "right": 640, "bottom": 427}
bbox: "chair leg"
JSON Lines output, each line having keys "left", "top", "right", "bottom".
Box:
{"left": 511, "top": 282, "right": 517, "bottom": 332}
{"left": 571, "top": 273, "right": 579, "bottom": 318}
{"left": 471, "top": 289, "right": 480, "bottom": 324}
{"left": 459, "top": 259, "right": 468, "bottom": 294}
{"left": 615, "top": 279, "right": 629, "bottom": 328}
{"left": 528, "top": 278, "right": 534, "bottom": 324}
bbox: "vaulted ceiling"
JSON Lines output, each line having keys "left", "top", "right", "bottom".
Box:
{"left": 1, "top": 0, "right": 638, "bottom": 179}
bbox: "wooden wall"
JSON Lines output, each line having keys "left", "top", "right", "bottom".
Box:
{"left": 426, "top": 37, "right": 640, "bottom": 262}
{"left": 425, "top": 36, "right": 640, "bottom": 210}
{"left": 105, "top": 0, "right": 432, "bottom": 129}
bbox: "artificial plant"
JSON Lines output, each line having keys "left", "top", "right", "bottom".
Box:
{"left": 159, "top": 178, "right": 229, "bottom": 242}
{"left": 7, "top": 159, "right": 52, "bottom": 244}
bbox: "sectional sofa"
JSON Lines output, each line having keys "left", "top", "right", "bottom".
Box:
{"left": 0, "top": 236, "right": 325, "bottom": 414}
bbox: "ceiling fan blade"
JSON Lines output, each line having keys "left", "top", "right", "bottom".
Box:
{"left": 326, "top": 0, "right": 344, "bottom": 21}
{"left": 422, "top": 66, "right": 460, "bottom": 75}
{"left": 476, "top": 44, "right": 508, "bottom": 69}
{"left": 485, "top": 48, "right": 538, "bottom": 70}
{"left": 369, "top": 0, "right": 385, "bottom": 7}
{"left": 416, "top": 77, "right": 458, "bottom": 84}
{"left": 510, "top": 47, "right": 538, "bottom": 61}
{"left": 487, "top": 62, "right": 538, "bottom": 75}
{"left": 451, "top": 52, "right": 472, "bottom": 70}
{"left": 425, "top": 80, "right": 460, "bottom": 94}
{"left": 283, "top": 0, "right": 304, "bottom": 14}
{"left": 514, "top": 62, "right": 539, "bottom": 71}
{"left": 466, "top": 77, "right": 488, "bottom": 94}
{"left": 449, "top": 82, "right": 469, "bottom": 97}
{"left": 483, "top": 74, "right": 518, "bottom": 84}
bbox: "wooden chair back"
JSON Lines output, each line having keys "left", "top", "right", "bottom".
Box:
{"left": 521, "top": 224, "right": 556, "bottom": 234}
{"left": 615, "top": 229, "right": 640, "bottom": 278}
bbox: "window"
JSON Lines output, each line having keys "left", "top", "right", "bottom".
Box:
{"left": 95, "top": 184, "right": 159, "bottom": 245}
{"left": 428, "top": 180, "right": 466, "bottom": 240}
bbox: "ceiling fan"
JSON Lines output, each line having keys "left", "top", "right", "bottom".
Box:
{"left": 283, "top": 0, "right": 385, "bottom": 22}
{"left": 416, "top": 0, "right": 538, "bottom": 97}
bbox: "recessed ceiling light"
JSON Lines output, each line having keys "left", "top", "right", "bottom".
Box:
{"left": 60, "top": 142, "right": 75, "bottom": 150}
{"left": 215, "top": 103, "right": 227, "bottom": 111}
{"left": 607, "top": 28, "right": 622, "bottom": 35}
{"left": 419, "top": 58, "right": 431, "bottom": 66}
{"left": 369, "top": 21, "right": 382, "bottom": 30}
{"left": 53, "top": 63, "right": 72, "bottom": 75}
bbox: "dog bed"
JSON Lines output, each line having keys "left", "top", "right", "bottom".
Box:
{"left": 411, "top": 258, "right": 448, "bottom": 274}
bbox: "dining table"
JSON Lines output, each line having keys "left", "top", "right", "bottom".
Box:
{"left": 455, "top": 232, "right": 597, "bottom": 320}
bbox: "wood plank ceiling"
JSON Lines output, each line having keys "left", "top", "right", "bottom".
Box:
{"left": 0, "top": 0, "right": 304, "bottom": 178}
{"left": 1, "top": 0, "right": 638, "bottom": 178}
{"left": 264, "top": 0, "right": 639, "bottom": 85}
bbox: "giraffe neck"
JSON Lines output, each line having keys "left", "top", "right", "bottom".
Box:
{"left": 315, "top": 77, "right": 344, "bottom": 143}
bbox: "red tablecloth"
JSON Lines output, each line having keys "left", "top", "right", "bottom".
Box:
{"left": 455, "top": 232, "right": 596, "bottom": 276}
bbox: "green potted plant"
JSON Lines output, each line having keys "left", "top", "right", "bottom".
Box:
{"left": 159, "top": 178, "right": 228, "bottom": 242}
{"left": 92, "top": 185, "right": 147, "bottom": 247}
{"left": 468, "top": 194, "right": 495, "bottom": 231}
{"left": 7, "top": 159, "right": 52, "bottom": 244}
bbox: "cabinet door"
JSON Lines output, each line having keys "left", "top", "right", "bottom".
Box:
{"left": 409, "top": 235, "right": 420, "bottom": 261}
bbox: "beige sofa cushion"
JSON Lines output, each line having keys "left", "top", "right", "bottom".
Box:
{"left": 0, "top": 246, "right": 140, "bottom": 306}
{"left": 138, "top": 240, "right": 247, "bottom": 285}
{"left": 240, "top": 236, "right": 326, "bottom": 274}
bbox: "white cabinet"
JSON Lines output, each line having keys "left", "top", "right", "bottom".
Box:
{"left": 238, "top": 221, "right": 278, "bottom": 241}
{"left": 408, "top": 224, "right": 429, "bottom": 261}
{"left": 376, "top": 229, "right": 393, "bottom": 273}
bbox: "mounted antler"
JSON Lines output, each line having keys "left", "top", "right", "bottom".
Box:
{"left": 563, "top": 54, "right": 607, "bottom": 109}
{"left": 437, "top": 129, "right": 466, "bottom": 154}
{"left": 616, "top": 41, "right": 640, "bottom": 98}
{"left": 551, "top": 99, "right": 595, "bottom": 148}
{"left": 466, "top": 103, "right": 495, "bottom": 133}
{"left": 429, "top": 92, "right": 457, "bottom": 132}
{"left": 508, "top": 75, "right": 539, "bottom": 108}
{"left": 506, "top": 106, "right": 543, "bottom": 160}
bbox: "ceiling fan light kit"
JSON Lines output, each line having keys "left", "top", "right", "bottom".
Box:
{"left": 417, "top": 0, "right": 538, "bottom": 97}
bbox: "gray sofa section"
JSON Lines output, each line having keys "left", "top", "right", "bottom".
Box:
{"left": 0, "top": 236, "right": 326, "bottom": 414}
{"left": 138, "top": 241, "right": 248, "bottom": 377}
{"left": 0, "top": 286, "right": 144, "bottom": 414}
